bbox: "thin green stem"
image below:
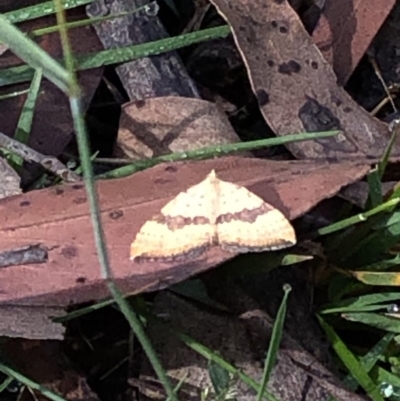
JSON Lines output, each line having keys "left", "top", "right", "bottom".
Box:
{"left": 0, "top": 363, "right": 67, "bottom": 401}
{"left": 318, "top": 198, "right": 400, "bottom": 236}
{"left": 53, "top": 2, "right": 178, "bottom": 399}
{"left": 99, "top": 131, "right": 339, "bottom": 179}
{"left": 257, "top": 285, "right": 291, "bottom": 401}
{"left": 130, "top": 299, "right": 281, "bottom": 401}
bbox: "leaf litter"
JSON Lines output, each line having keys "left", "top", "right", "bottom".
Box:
{"left": 1, "top": 1, "right": 400, "bottom": 401}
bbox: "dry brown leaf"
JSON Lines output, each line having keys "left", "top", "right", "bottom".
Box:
{"left": 115, "top": 97, "right": 245, "bottom": 159}
{"left": 0, "top": 306, "right": 65, "bottom": 339}
{"left": 209, "top": 0, "right": 399, "bottom": 159}
{"left": 139, "top": 291, "right": 367, "bottom": 401}
{"left": 312, "top": 0, "right": 397, "bottom": 85}
{"left": 0, "top": 156, "right": 369, "bottom": 307}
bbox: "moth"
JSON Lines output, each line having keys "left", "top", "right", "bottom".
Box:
{"left": 130, "top": 170, "right": 296, "bottom": 262}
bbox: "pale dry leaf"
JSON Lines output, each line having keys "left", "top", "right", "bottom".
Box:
{"left": 115, "top": 97, "right": 243, "bottom": 159}
{"left": 0, "top": 157, "right": 21, "bottom": 199}
{"left": 0, "top": 306, "right": 65, "bottom": 339}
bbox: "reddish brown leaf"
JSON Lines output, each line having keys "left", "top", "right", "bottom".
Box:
{"left": 312, "top": 0, "right": 396, "bottom": 86}
{"left": 0, "top": 156, "right": 370, "bottom": 307}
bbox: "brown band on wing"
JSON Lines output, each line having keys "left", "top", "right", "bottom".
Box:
{"left": 152, "top": 213, "right": 211, "bottom": 231}
{"left": 133, "top": 243, "right": 210, "bottom": 263}
{"left": 221, "top": 240, "right": 295, "bottom": 253}
{"left": 216, "top": 203, "right": 273, "bottom": 224}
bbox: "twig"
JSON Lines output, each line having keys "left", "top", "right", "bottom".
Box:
{"left": 0, "top": 132, "right": 81, "bottom": 183}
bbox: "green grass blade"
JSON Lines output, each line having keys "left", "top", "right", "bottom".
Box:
{"left": 76, "top": 25, "right": 231, "bottom": 69}
{"left": 208, "top": 361, "right": 232, "bottom": 398}
{"left": 0, "top": 26, "right": 231, "bottom": 87}
{"left": 0, "top": 89, "right": 30, "bottom": 100}
{"left": 366, "top": 167, "right": 383, "bottom": 209}
{"left": 318, "top": 198, "right": 400, "bottom": 236}
{"left": 30, "top": 4, "right": 152, "bottom": 39}
{"left": 318, "top": 316, "right": 385, "bottom": 401}
{"left": 14, "top": 68, "right": 42, "bottom": 144}
{"left": 350, "top": 271, "right": 400, "bottom": 286}
{"left": 357, "top": 255, "right": 400, "bottom": 271}
{"left": 0, "top": 363, "right": 67, "bottom": 401}
{"left": 342, "top": 312, "right": 400, "bottom": 333}
{"left": 0, "top": 376, "right": 14, "bottom": 392}
{"left": 257, "top": 285, "right": 291, "bottom": 401}
{"left": 98, "top": 131, "right": 338, "bottom": 179}
{"left": 5, "top": 68, "right": 42, "bottom": 166}
{"left": 0, "top": 16, "right": 69, "bottom": 92}
{"left": 342, "top": 333, "right": 395, "bottom": 391}
{"left": 128, "top": 298, "right": 281, "bottom": 401}
{"left": 320, "top": 293, "right": 400, "bottom": 314}
{"left": 371, "top": 210, "right": 400, "bottom": 230}
{"left": 176, "top": 332, "right": 280, "bottom": 401}
{"left": 3, "top": 0, "right": 95, "bottom": 24}
{"left": 375, "top": 366, "right": 400, "bottom": 399}
{"left": 51, "top": 2, "right": 179, "bottom": 398}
